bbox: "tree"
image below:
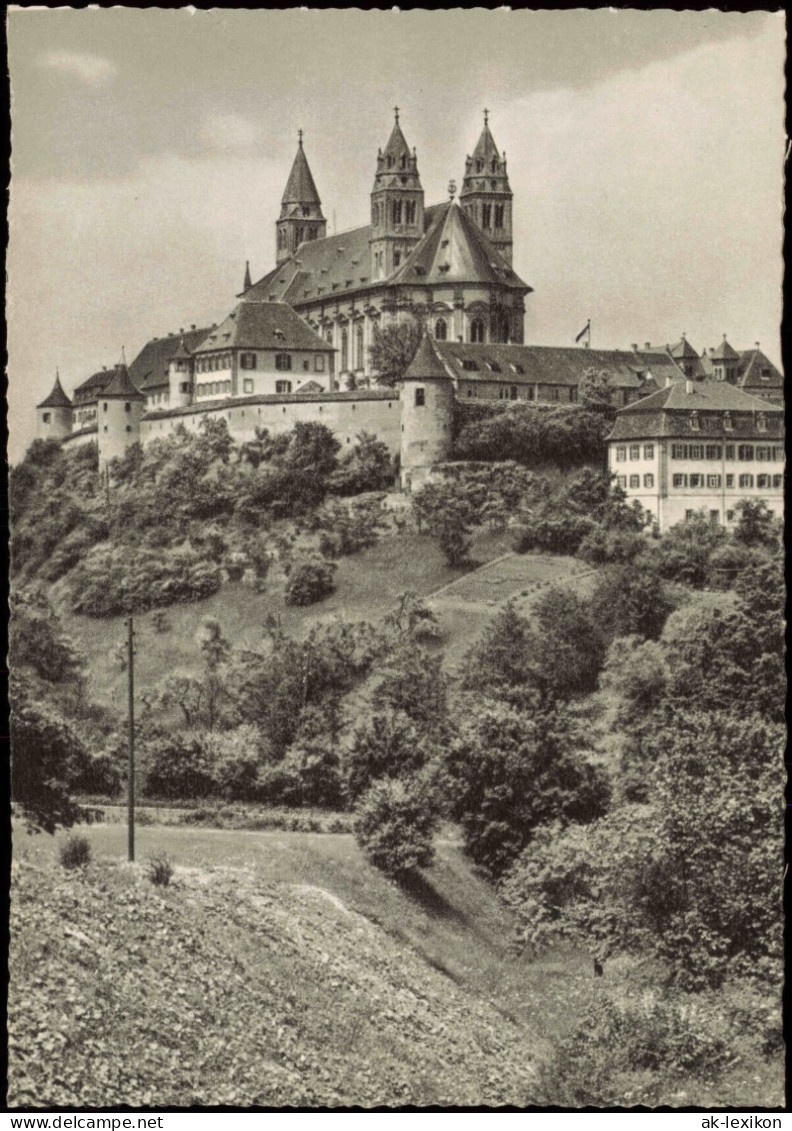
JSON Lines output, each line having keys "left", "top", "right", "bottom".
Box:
{"left": 461, "top": 602, "right": 535, "bottom": 700}
{"left": 589, "top": 558, "right": 677, "bottom": 643}
{"left": 384, "top": 591, "right": 440, "bottom": 642}
{"left": 284, "top": 554, "right": 337, "bottom": 605}
{"left": 344, "top": 710, "right": 430, "bottom": 803}
{"left": 412, "top": 480, "right": 475, "bottom": 567}
{"left": 329, "top": 432, "right": 396, "bottom": 494}
{"left": 578, "top": 368, "right": 617, "bottom": 418}
{"left": 652, "top": 511, "right": 727, "bottom": 588}
{"left": 354, "top": 778, "right": 437, "bottom": 878}
{"left": 372, "top": 640, "right": 447, "bottom": 732}
{"left": 368, "top": 320, "right": 423, "bottom": 386}
{"left": 731, "top": 498, "right": 780, "bottom": 549}
{"left": 444, "top": 702, "right": 609, "bottom": 877}
{"left": 10, "top": 679, "right": 90, "bottom": 833}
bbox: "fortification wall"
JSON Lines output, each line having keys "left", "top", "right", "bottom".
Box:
{"left": 140, "top": 391, "right": 402, "bottom": 455}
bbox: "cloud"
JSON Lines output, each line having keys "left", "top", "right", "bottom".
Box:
{"left": 199, "top": 113, "right": 261, "bottom": 154}
{"left": 36, "top": 49, "right": 117, "bottom": 86}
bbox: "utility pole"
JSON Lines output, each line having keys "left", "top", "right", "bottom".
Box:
{"left": 127, "top": 616, "right": 135, "bottom": 863}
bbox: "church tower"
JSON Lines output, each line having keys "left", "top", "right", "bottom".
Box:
{"left": 459, "top": 110, "right": 513, "bottom": 265}
{"left": 370, "top": 109, "right": 425, "bottom": 281}
{"left": 276, "top": 132, "right": 327, "bottom": 265}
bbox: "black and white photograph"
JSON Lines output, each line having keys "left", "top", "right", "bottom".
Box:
{"left": 5, "top": 7, "right": 786, "bottom": 1112}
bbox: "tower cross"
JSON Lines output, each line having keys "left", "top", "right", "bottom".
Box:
{"left": 298, "top": 128, "right": 303, "bottom": 145}
{"left": 394, "top": 105, "right": 400, "bottom": 123}
{"left": 483, "top": 107, "right": 489, "bottom": 125}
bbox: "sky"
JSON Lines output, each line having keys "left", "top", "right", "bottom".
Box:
{"left": 6, "top": 8, "right": 786, "bottom": 463}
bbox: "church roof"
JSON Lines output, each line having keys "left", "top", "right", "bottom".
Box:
{"left": 130, "top": 325, "right": 214, "bottom": 391}
{"left": 37, "top": 371, "right": 72, "bottom": 409}
{"left": 389, "top": 201, "right": 529, "bottom": 289}
{"left": 102, "top": 361, "right": 145, "bottom": 399}
{"left": 471, "top": 120, "right": 501, "bottom": 165}
{"left": 403, "top": 333, "right": 454, "bottom": 381}
{"left": 281, "top": 139, "right": 322, "bottom": 207}
{"left": 193, "top": 301, "right": 332, "bottom": 353}
{"left": 382, "top": 118, "right": 412, "bottom": 162}
{"left": 435, "top": 342, "right": 681, "bottom": 389}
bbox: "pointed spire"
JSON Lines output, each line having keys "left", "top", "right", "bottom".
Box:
{"left": 243, "top": 259, "right": 252, "bottom": 290}
{"left": 402, "top": 331, "right": 453, "bottom": 382}
{"left": 37, "top": 368, "right": 72, "bottom": 409}
{"left": 281, "top": 133, "right": 322, "bottom": 206}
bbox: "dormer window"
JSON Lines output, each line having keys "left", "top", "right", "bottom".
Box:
{"left": 689, "top": 411, "right": 700, "bottom": 432}
{"left": 724, "top": 412, "right": 733, "bottom": 432}
{"left": 757, "top": 413, "right": 767, "bottom": 433}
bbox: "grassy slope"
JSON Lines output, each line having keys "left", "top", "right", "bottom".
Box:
{"left": 11, "top": 825, "right": 595, "bottom": 1108}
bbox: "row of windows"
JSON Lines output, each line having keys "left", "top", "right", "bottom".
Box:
{"left": 198, "top": 381, "right": 232, "bottom": 397}
{"left": 617, "top": 475, "right": 655, "bottom": 489}
{"left": 671, "top": 473, "right": 782, "bottom": 489}
{"left": 196, "top": 354, "right": 232, "bottom": 373}
{"left": 238, "top": 353, "right": 326, "bottom": 373}
{"left": 615, "top": 444, "right": 655, "bottom": 461}
{"left": 277, "top": 224, "right": 320, "bottom": 249}
{"left": 688, "top": 410, "right": 767, "bottom": 433}
{"left": 669, "top": 443, "right": 783, "bottom": 461}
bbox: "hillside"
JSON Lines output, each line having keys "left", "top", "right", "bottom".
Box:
{"left": 10, "top": 825, "right": 598, "bottom": 1108}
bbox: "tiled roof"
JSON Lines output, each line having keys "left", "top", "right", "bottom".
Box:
{"left": 130, "top": 326, "right": 214, "bottom": 391}
{"left": 737, "top": 348, "right": 784, "bottom": 388}
{"left": 243, "top": 200, "right": 528, "bottom": 307}
{"left": 623, "top": 378, "right": 782, "bottom": 413}
{"left": 402, "top": 334, "right": 454, "bottom": 381}
{"left": 193, "top": 301, "right": 332, "bottom": 354}
{"left": 281, "top": 140, "right": 322, "bottom": 207}
{"left": 389, "top": 201, "right": 528, "bottom": 289}
{"left": 710, "top": 336, "right": 740, "bottom": 361}
{"left": 103, "top": 362, "right": 145, "bottom": 399}
{"left": 142, "top": 387, "right": 394, "bottom": 420}
{"left": 37, "top": 372, "right": 72, "bottom": 409}
{"left": 73, "top": 368, "right": 116, "bottom": 399}
{"left": 435, "top": 343, "right": 680, "bottom": 389}
{"left": 668, "top": 337, "right": 699, "bottom": 359}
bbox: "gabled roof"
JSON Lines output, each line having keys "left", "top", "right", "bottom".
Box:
{"left": 389, "top": 201, "right": 529, "bottom": 290}
{"left": 37, "top": 371, "right": 72, "bottom": 409}
{"left": 435, "top": 342, "right": 681, "bottom": 389}
{"left": 103, "top": 362, "right": 145, "bottom": 399}
{"left": 402, "top": 334, "right": 454, "bottom": 382}
{"left": 616, "top": 377, "right": 782, "bottom": 414}
{"left": 129, "top": 325, "right": 214, "bottom": 391}
{"left": 710, "top": 336, "right": 740, "bottom": 362}
{"left": 281, "top": 138, "right": 322, "bottom": 207}
{"left": 737, "top": 348, "right": 784, "bottom": 388}
{"left": 193, "top": 301, "right": 332, "bottom": 354}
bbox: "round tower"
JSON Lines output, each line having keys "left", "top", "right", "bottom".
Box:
{"left": 98, "top": 356, "right": 146, "bottom": 470}
{"left": 398, "top": 333, "right": 455, "bottom": 491}
{"left": 168, "top": 337, "right": 194, "bottom": 409}
{"left": 36, "top": 369, "right": 73, "bottom": 441}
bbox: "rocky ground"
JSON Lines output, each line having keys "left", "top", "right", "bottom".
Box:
{"left": 9, "top": 857, "right": 541, "bottom": 1108}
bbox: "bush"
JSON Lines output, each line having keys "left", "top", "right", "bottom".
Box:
{"left": 537, "top": 991, "right": 731, "bottom": 1107}
{"left": 344, "top": 710, "right": 430, "bottom": 803}
{"left": 354, "top": 778, "right": 437, "bottom": 878}
{"left": 70, "top": 544, "right": 222, "bottom": 617}
{"left": 143, "top": 733, "right": 216, "bottom": 800}
{"left": 284, "top": 554, "right": 337, "bottom": 606}
{"left": 59, "top": 835, "right": 92, "bottom": 869}
{"left": 201, "top": 725, "right": 268, "bottom": 802}
{"left": 147, "top": 854, "right": 174, "bottom": 886}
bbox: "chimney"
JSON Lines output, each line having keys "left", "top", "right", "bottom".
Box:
{"left": 631, "top": 343, "right": 638, "bottom": 351}
{"left": 665, "top": 373, "right": 674, "bottom": 389}
{"left": 755, "top": 341, "right": 760, "bottom": 349}
{"left": 179, "top": 328, "right": 184, "bottom": 334}
{"left": 645, "top": 342, "right": 651, "bottom": 350}
{"left": 191, "top": 324, "right": 196, "bottom": 330}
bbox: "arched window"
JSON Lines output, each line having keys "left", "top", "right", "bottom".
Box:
{"left": 470, "top": 319, "right": 485, "bottom": 343}
{"left": 491, "top": 156, "right": 498, "bottom": 173}
{"left": 326, "top": 329, "right": 333, "bottom": 345}
{"left": 341, "top": 328, "right": 349, "bottom": 371}
{"left": 434, "top": 318, "right": 447, "bottom": 341}
{"left": 356, "top": 325, "right": 364, "bottom": 369}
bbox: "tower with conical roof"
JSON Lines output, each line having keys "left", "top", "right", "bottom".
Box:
{"left": 98, "top": 352, "right": 146, "bottom": 469}
{"left": 36, "top": 369, "right": 73, "bottom": 441}
{"left": 370, "top": 108, "right": 425, "bottom": 281}
{"left": 398, "top": 332, "right": 455, "bottom": 490}
{"left": 276, "top": 131, "right": 327, "bottom": 266}
{"left": 459, "top": 110, "right": 514, "bottom": 265}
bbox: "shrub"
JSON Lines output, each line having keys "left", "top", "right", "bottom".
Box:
{"left": 70, "top": 544, "right": 222, "bottom": 617}
{"left": 147, "top": 854, "right": 174, "bottom": 886}
{"left": 59, "top": 835, "right": 92, "bottom": 869}
{"left": 354, "top": 778, "right": 437, "bottom": 878}
{"left": 201, "top": 725, "right": 268, "bottom": 802}
{"left": 537, "top": 991, "right": 731, "bottom": 1107}
{"left": 344, "top": 710, "right": 429, "bottom": 803}
{"left": 284, "top": 554, "right": 337, "bottom": 606}
{"left": 143, "top": 733, "right": 216, "bottom": 800}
